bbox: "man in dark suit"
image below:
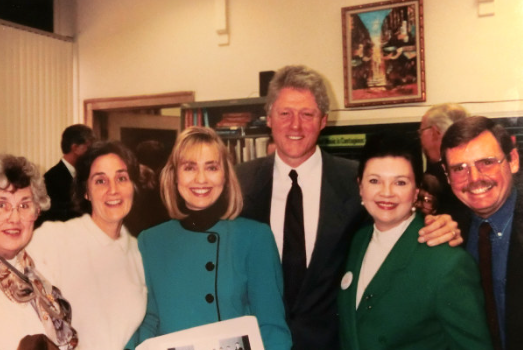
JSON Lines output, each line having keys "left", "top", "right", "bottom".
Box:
{"left": 441, "top": 116, "right": 523, "bottom": 350}
{"left": 236, "top": 65, "right": 462, "bottom": 349}
{"left": 37, "top": 124, "right": 95, "bottom": 225}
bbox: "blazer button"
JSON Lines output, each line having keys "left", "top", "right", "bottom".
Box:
{"left": 207, "top": 234, "right": 217, "bottom": 243}
{"left": 205, "top": 262, "right": 215, "bottom": 271}
{"left": 205, "top": 294, "right": 215, "bottom": 303}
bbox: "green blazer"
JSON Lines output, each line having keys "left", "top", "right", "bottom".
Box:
{"left": 338, "top": 213, "right": 493, "bottom": 350}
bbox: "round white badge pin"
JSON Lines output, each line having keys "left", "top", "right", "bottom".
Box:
{"left": 341, "top": 271, "right": 353, "bottom": 290}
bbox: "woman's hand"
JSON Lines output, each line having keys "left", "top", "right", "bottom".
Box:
{"left": 418, "top": 214, "right": 463, "bottom": 247}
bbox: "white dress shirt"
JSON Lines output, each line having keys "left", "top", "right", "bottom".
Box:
{"left": 61, "top": 158, "right": 76, "bottom": 177}
{"left": 270, "top": 146, "right": 322, "bottom": 266}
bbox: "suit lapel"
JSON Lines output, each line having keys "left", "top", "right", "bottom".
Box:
{"left": 356, "top": 215, "right": 423, "bottom": 321}
{"left": 306, "top": 152, "right": 360, "bottom": 279}
{"left": 242, "top": 155, "right": 274, "bottom": 224}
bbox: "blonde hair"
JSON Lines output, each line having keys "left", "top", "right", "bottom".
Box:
{"left": 160, "top": 126, "right": 243, "bottom": 220}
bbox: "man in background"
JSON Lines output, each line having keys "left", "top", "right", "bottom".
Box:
{"left": 418, "top": 103, "right": 471, "bottom": 231}
{"left": 441, "top": 116, "right": 523, "bottom": 350}
{"left": 236, "top": 65, "right": 461, "bottom": 349}
{"left": 37, "top": 124, "right": 95, "bottom": 226}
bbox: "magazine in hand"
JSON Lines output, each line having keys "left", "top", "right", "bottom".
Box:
{"left": 136, "top": 316, "right": 264, "bottom": 350}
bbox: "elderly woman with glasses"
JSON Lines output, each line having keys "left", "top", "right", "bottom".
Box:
{"left": 0, "top": 154, "right": 77, "bottom": 350}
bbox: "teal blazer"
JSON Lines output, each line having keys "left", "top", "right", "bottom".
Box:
{"left": 128, "top": 218, "right": 292, "bottom": 350}
{"left": 338, "top": 213, "right": 493, "bottom": 350}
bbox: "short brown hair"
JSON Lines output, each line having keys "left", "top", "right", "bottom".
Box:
{"left": 160, "top": 126, "right": 243, "bottom": 220}
{"left": 441, "top": 116, "right": 516, "bottom": 167}
{"left": 73, "top": 141, "right": 140, "bottom": 214}
{"left": 265, "top": 65, "right": 330, "bottom": 116}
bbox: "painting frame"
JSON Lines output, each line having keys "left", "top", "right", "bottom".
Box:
{"left": 342, "top": 0, "right": 425, "bottom": 108}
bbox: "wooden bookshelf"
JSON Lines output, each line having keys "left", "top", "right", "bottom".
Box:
{"left": 180, "top": 97, "right": 271, "bottom": 164}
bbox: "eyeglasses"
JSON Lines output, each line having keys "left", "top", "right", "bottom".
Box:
{"left": 0, "top": 201, "right": 39, "bottom": 222}
{"left": 446, "top": 156, "right": 506, "bottom": 183}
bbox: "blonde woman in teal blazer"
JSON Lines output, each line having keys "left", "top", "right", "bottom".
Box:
{"left": 128, "top": 127, "right": 291, "bottom": 350}
{"left": 338, "top": 133, "right": 493, "bottom": 350}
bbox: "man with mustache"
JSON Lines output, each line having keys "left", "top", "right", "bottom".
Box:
{"left": 441, "top": 116, "right": 523, "bottom": 350}
{"left": 418, "top": 103, "right": 471, "bottom": 231}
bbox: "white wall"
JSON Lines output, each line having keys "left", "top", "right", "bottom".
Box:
{"left": 76, "top": 0, "right": 523, "bottom": 125}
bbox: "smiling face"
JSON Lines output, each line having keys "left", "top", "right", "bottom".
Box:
{"left": 267, "top": 87, "right": 327, "bottom": 168}
{"left": 86, "top": 153, "right": 134, "bottom": 236}
{"left": 445, "top": 131, "right": 519, "bottom": 218}
{"left": 0, "top": 186, "right": 37, "bottom": 259}
{"left": 359, "top": 157, "right": 419, "bottom": 231}
{"left": 177, "top": 143, "right": 225, "bottom": 211}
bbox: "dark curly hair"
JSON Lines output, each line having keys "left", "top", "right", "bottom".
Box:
{"left": 72, "top": 141, "right": 139, "bottom": 214}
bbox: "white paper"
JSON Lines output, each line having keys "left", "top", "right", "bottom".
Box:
{"left": 136, "top": 316, "right": 264, "bottom": 350}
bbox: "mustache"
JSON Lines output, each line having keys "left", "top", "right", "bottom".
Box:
{"left": 461, "top": 180, "right": 496, "bottom": 193}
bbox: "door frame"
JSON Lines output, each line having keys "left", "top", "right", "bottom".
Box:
{"left": 83, "top": 91, "right": 195, "bottom": 126}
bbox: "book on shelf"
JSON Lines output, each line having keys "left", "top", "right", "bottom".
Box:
{"left": 216, "top": 127, "right": 243, "bottom": 137}
{"left": 184, "top": 108, "right": 210, "bottom": 128}
{"left": 184, "top": 109, "right": 193, "bottom": 128}
{"left": 235, "top": 140, "right": 242, "bottom": 164}
{"left": 245, "top": 138, "right": 255, "bottom": 160}
{"left": 254, "top": 137, "right": 270, "bottom": 158}
{"left": 203, "top": 108, "right": 210, "bottom": 127}
{"left": 216, "top": 112, "right": 253, "bottom": 128}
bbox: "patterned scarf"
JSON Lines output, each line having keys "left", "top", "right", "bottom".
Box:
{"left": 0, "top": 250, "right": 78, "bottom": 350}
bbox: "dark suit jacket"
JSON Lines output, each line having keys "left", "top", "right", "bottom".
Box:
{"left": 236, "top": 151, "right": 366, "bottom": 350}
{"left": 339, "top": 213, "right": 492, "bottom": 350}
{"left": 462, "top": 175, "right": 523, "bottom": 350}
{"left": 38, "top": 160, "right": 80, "bottom": 225}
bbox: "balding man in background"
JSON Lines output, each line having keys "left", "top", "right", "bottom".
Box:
{"left": 417, "top": 103, "right": 471, "bottom": 233}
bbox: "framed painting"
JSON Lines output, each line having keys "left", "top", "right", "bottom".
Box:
{"left": 342, "top": 0, "right": 425, "bottom": 107}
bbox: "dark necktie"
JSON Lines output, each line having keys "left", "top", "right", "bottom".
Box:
{"left": 478, "top": 222, "right": 502, "bottom": 350}
{"left": 282, "top": 169, "right": 306, "bottom": 310}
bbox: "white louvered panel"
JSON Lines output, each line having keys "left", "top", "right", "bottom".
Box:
{"left": 0, "top": 23, "right": 73, "bottom": 173}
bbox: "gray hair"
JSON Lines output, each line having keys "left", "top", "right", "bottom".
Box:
{"left": 0, "top": 154, "right": 50, "bottom": 211}
{"left": 423, "top": 103, "right": 470, "bottom": 134}
{"left": 265, "top": 65, "right": 330, "bottom": 116}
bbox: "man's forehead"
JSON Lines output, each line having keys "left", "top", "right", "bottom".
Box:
{"left": 445, "top": 131, "right": 503, "bottom": 161}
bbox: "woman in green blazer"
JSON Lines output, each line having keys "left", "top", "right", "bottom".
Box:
{"left": 338, "top": 132, "right": 493, "bottom": 350}
{"left": 128, "top": 127, "right": 292, "bottom": 350}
